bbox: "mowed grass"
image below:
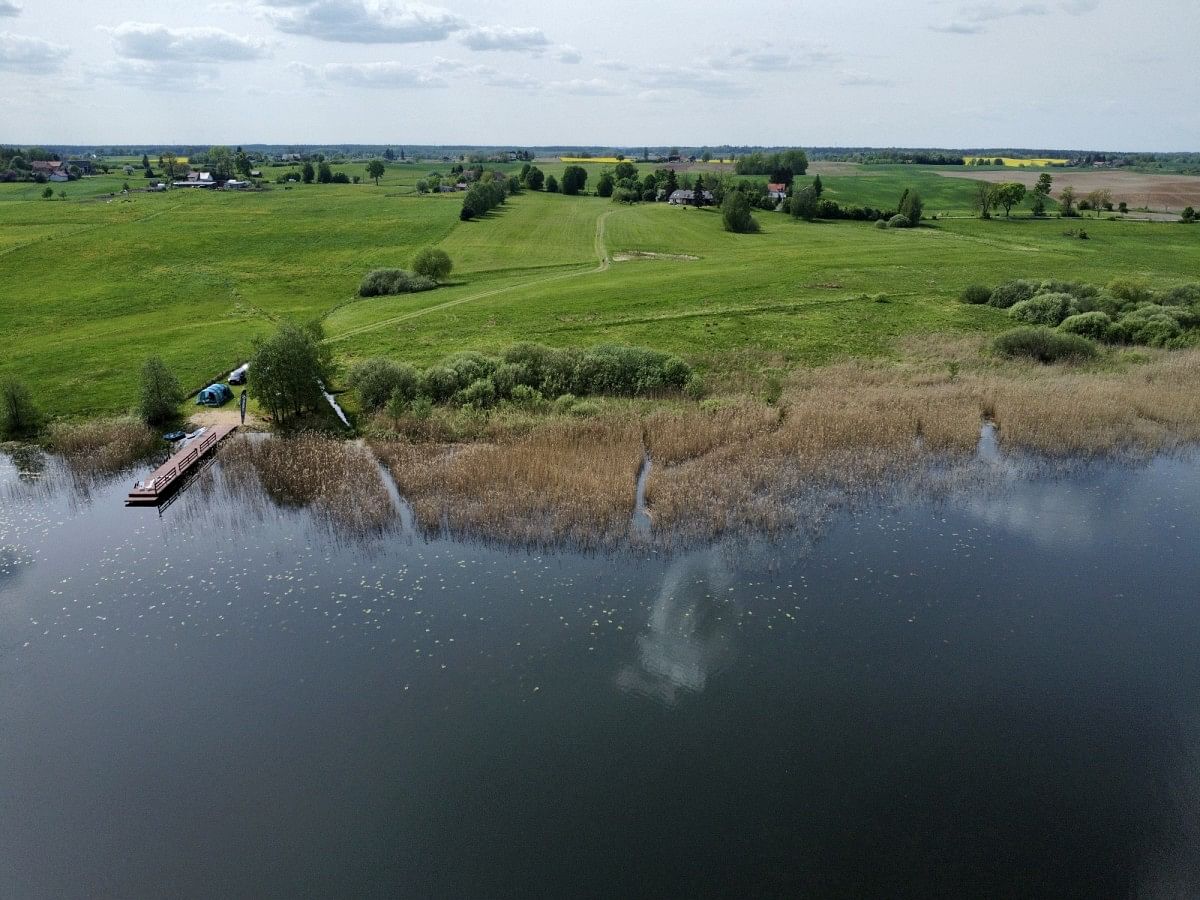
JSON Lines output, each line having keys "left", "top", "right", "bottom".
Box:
{"left": 3, "top": 171, "right": 1199, "bottom": 419}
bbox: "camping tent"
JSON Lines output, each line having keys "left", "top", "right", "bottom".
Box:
{"left": 196, "top": 383, "right": 233, "bottom": 406}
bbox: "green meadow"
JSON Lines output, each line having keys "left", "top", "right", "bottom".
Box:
{"left": 1, "top": 164, "right": 1197, "bottom": 419}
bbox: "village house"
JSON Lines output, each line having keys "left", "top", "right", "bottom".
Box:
{"left": 668, "top": 189, "right": 714, "bottom": 205}
{"left": 173, "top": 171, "right": 216, "bottom": 188}
{"left": 30, "top": 160, "right": 63, "bottom": 175}
{"left": 767, "top": 182, "right": 788, "bottom": 200}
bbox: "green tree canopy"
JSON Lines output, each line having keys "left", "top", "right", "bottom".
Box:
{"left": 250, "top": 322, "right": 329, "bottom": 424}
{"left": 721, "top": 191, "right": 759, "bottom": 233}
{"left": 412, "top": 247, "right": 453, "bottom": 282}
{"left": 139, "top": 356, "right": 183, "bottom": 426}
{"left": 561, "top": 165, "right": 587, "bottom": 195}
{"left": 366, "top": 159, "right": 386, "bottom": 184}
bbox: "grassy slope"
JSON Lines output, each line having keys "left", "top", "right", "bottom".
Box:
{"left": 3, "top": 169, "right": 1198, "bottom": 418}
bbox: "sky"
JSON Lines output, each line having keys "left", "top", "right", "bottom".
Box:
{"left": 1, "top": 0, "right": 1197, "bottom": 149}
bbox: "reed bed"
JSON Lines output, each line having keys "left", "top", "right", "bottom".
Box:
{"left": 47, "top": 417, "right": 159, "bottom": 474}
{"left": 219, "top": 433, "right": 395, "bottom": 533}
{"left": 359, "top": 345, "right": 1200, "bottom": 546}
{"left": 371, "top": 417, "right": 645, "bottom": 548}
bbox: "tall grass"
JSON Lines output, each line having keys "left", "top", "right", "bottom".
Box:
{"left": 220, "top": 433, "right": 394, "bottom": 533}
{"left": 48, "top": 417, "right": 159, "bottom": 473}
{"left": 368, "top": 344, "right": 1200, "bottom": 545}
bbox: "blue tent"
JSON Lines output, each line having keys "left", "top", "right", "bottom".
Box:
{"left": 196, "top": 383, "right": 233, "bottom": 407}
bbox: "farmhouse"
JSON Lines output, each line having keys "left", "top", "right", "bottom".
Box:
{"left": 668, "top": 189, "right": 714, "bottom": 205}
{"left": 767, "top": 182, "right": 788, "bottom": 200}
{"left": 173, "top": 171, "right": 216, "bottom": 188}
{"left": 31, "top": 161, "right": 62, "bottom": 175}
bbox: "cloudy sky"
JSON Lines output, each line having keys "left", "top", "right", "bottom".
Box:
{"left": 1, "top": 0, "right": 1196, "bottom": 149}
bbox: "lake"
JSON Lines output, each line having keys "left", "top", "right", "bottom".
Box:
{"left": 3, "top": 443, "right": 1200, "bottom": 898}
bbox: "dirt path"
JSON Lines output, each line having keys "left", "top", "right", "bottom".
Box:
{"left": 327, "top": 209, "right": 614, "bottom": 344}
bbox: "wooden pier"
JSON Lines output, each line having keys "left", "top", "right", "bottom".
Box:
{"left": 126, "top": 424, "right": 238, "bottom": 506}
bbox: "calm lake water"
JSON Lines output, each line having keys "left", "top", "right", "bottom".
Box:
{"left": 3, "top": 443, "right": 1200, "bottom": 898}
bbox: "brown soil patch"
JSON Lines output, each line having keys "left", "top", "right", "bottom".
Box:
{"left": 938, "top": 168, "right": 1200, "bottom": 212}
{"left": 612, "top": 250, "right": 699, "bottom": 262}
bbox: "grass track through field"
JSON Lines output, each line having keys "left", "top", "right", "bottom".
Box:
{"left": 326, "top": 210, "right": 613, "bottom": 343}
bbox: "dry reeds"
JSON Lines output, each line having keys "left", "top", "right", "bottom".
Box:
{"left": 220, "top": 433, "right": 395, "bottom": 533}
{"left": 371, "top": 417, "right": 644, "bottom": 548}
{"left": 48, "top": 417, "right": 159, "bottom": 474}
{"left": 361, "top": 343, "right": 1200, "bottom": 545}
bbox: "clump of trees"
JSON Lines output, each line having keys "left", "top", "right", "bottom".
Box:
{"left": 560, "top": 165, "right": 587, "bottom": 195}
{"left": 734, "top": 149, "right": 808, "bottom": 181}
{"left": 359, "top": 269, "right": 437, "bottom": 297}
{"left": 963, "top": 277, "right": 1200, "bottom": 350}
{"left": 460, "top": 177, "right": 508, "bottom": 220}
{"left": 1, "top": 378, "right": 40, "bottom": 438}
{"left": 139, "top": 356, "right": 182, "bottom": 426}
{"left": 722, "top": 192, "right": 759, "bottom": 233}
{"left": 352, "top": 342, "right": 694, "bottom": 414}
{"left": 250, "top": 322, "right": 331, "bottom": 425}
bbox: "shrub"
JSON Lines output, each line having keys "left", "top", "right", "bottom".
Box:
{"left": 139, "top": 356, "right": 182, "bottom": 426}
{"left": 993, "top": 326, "right": 1097, "bottom": 362}
{"left": 684, "top": 374, "right": 707, "bottom": 401}
{"left": 1009, "top": 292, "right": 1072, "bottom": 327}
{"left": 1107, "top": 277, "right": 1152, "bottom": 304}
{"left": 959, "top": 283, "right": 992, "bottom": 305}
{"left": 887, "top": 214, "right": 911, "bottom": 228}
{"left": 554, "top": 393, "right": 577, "bottom": 413}
{"left": 721, "top": 192, "right": 759, "bottom": 234}
{"left": 1162, "top": 283, "right": 1200, "bottom": 306}
{"left": 411, "top": 247, "right": 452, "bottom": 282}
{"left": 1114, "top": 305, "right": 1185, "bottom": 347}
{"left": 1058, "top": 311, "right": 1112, "bottom": 341}
{"left": 988, "top": 279, "right": 1038, "bottom": 309}
{"left": 1, "top": 378, "right": 40, "bottom": 438}
{"left": 359, "top": 268, "right": 437, "bottom": 297}
{"left": 351, "top": 358, "right": 419, "bottom": 411}
{"left": 874, "top": 219, "right": 888, "bottom": 229}
{"left": 454, "top": 377, "right": 497, "bottom": 409}
{"left": 420, "top": 366, "right": 459, "bottom": 403}
{"left": 568, "top": 399, "right": 601, "bottom": 417}
{"left": 508, "top": 384, "right": 545, "bottom": 409}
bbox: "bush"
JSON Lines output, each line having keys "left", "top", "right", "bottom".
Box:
{"left": 683, "top": 374, "right": 707, "bottom": 401}
{"left": 411, "top": 247, "right": 452, "bottom": 282}
{"left": 454, "top": 377, "right": 497, "bottom": 409}
{"left": 1162, "top": 283, "right": 1200, "bottom": 306}
{"left": 568, "top": 399, "right": 601, "bottom": 417}
{"left": 1009, "top": 292, "right": 1072, "bottom": 327}
{"left": 1107, "top": 277, "right": 1152, "bottom": 304}
{"left": 887, "top": 214, "right": 911, "bottom": 228}
{"left": 139, "top": 356, "right": 183, "bottom": 426}
{"left": 993, "top": 326, "right": 1097, "bottom": 363}
{"left": 420, "top": 366, "right": 459, "bottom": 403}
{"left": 1, "top": 378, "right": 40, "bottom": 438}
{"left": 554, "top": 393, "right": 577, "bottom": 413}
{"left": 959, "top": 283, "right": 992, "bottom": 305}
{"left": 1114, "top": 305, "right": 1185, "bottom": 347}
{"left": 721, "top": 192, "right": 759, "bottom": 234}
{"left": 874, "top": 219, "right": 888, "bottom": 229}
{"left": 351, "top": 358, "right": 419, "bottom": 411}
{"left": 508, "top": 384, "right": 545, "bottom": 409}
{"left": 988, "top": 279, "right": 1038, "bottom": 309}
{"left": 1058, "top": 311, "right": 1113, "bottom": 341}
{"left": 359, "top": 268, "right": 437, "bottom": 297}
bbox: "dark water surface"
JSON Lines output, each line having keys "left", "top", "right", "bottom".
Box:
{"left": 3, "top": 446, "right": 1200, "bottom": 899}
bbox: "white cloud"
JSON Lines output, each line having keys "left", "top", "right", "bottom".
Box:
{"left": 932, "top": 1, "right": 1049, "bottom": 33}
{"left": 0, "top": 1, "right": 21, "bottom": 17}
{"left": 460, "top": 25, "right": 548, "bottom": 52}
{"left": 555, "top": 45, "right": 581, "bottom": 64}
{"left": 709, "top": 42, "right": 839, "bottom": 72}
{"left": 0, "top": 31, "right": 68, "bottom": 72}
{"left": 93, "top": 58, "right": 215, "bottom": 89}
{"left": 290, "top": 59, "right": 449, "bottom": 87}
{"left": 631, "top": 63, "right": 747, "bottom": 95}
{"left": 547, "top": 77, "right": 617, "bottom": 96}
{"left": 260, "top": 0, "right": 465, "bottom": 44}
{"left": 105, "top": 22, "right": 269, "bottom": 61}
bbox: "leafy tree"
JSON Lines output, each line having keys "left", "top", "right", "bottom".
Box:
{"left": 1084, "top": 188, "right": 1112, "bottom": 217}
{"left": 235, "top": 150, "right": 252, "bottom": 177}
{"left": 412, "top": 247, "right": 453, "bottom": 282}
{"left": 544, "top": 174, "right": 559, "bottom": 193}
{"left": 721, "top": 191, "right": 759, "bottom": 233}
{"left": 41, "top": 186, "right": 53, "bottom": 199}
{"left": 1059, "top": 185, "right": 1077, "bottom": 217}
{"left": 317, "top": 162, "right": 333, "bottom": 184}
{"left": 1034, "top": 172, "right": 1053, "bottom": 198}
{"left": 160, "top": 152, "right": 183, "bottom": 181}
{"left": 301, "top": 161, "right": 315, "bottom": 184}
{"left": 613, "top": 161, "right": 638, "bottom": 181}
{"left": 1117, "top": 201, "right": 1128, "bottom": 214}
{"left": 561, "top": 165, "right": 587, "bottom": 195}
{"left": 662, "top": 168, "right": 678, "bottom": 198}
{"left": 523, "top": 166, "right": 544, "bottom": 190}
{"left": 692, "top": 175, "right": 705, "bottom": 207}
{"left": 596, "top": 172, "right": 614, "bottom": 197}
{"left": 701, "top": 149, "right": 712, "bottom": 162}
{"left": 366, "top": 159, "right": 386, "bottom": 185}
{"left": 206, "top": 146, "right": 235, "bottom": 180}
{"left": 812, "top": 174, "right": 822, "bottom": 197}
{"left": 1183, "top": 207, "right": 1197, "bottom": 223}
{"left": 973, "top": 181, "right": 996, "bottom": 218}
{"left": 250, "top": 322, "right": 329, "bottom": 424}
{"left": 140, "top": 153, "right": 150, "bottom": 170}
{"left": 139, "top": 356, "right": 182, "bottom": 426}
{"left": 383, "top": 148, "right": 395, "bottom": 161}
{"left": 790, "top": 186, "right": 818, "bottom": 221}
{"left": 990, "top": 182, "right": 1026, "bottom": 217}
{"left": 898, "top": 189, "right": 923, "bottom": 225}
{"left": 0, "top": 378, "right": 40, "bottom": 438}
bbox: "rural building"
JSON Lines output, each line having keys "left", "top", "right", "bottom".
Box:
{"left": 31, "top": 161, "right": 63, "bottom": 175}
{"left": 224, "top": 179, "right": 250, "bottom": 190}
{"left": 174, "top": 171, "right": 216, "bottom": 188}
{"left": 767, "top": 182, "right": 788, "bottom": 200}
{"left": 48, "top": 171, "right": 69, "bottom": 182}
{"left": 668, "top": 189, "right": 714, "bottom": 205}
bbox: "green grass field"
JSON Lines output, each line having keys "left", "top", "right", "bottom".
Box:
{"left": 2, "top": 166, "right": 1197, "bottom": 419}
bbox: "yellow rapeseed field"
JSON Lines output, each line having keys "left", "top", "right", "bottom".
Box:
{"left": 963, "top": 156, "right": 1069, "bottom": 167}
